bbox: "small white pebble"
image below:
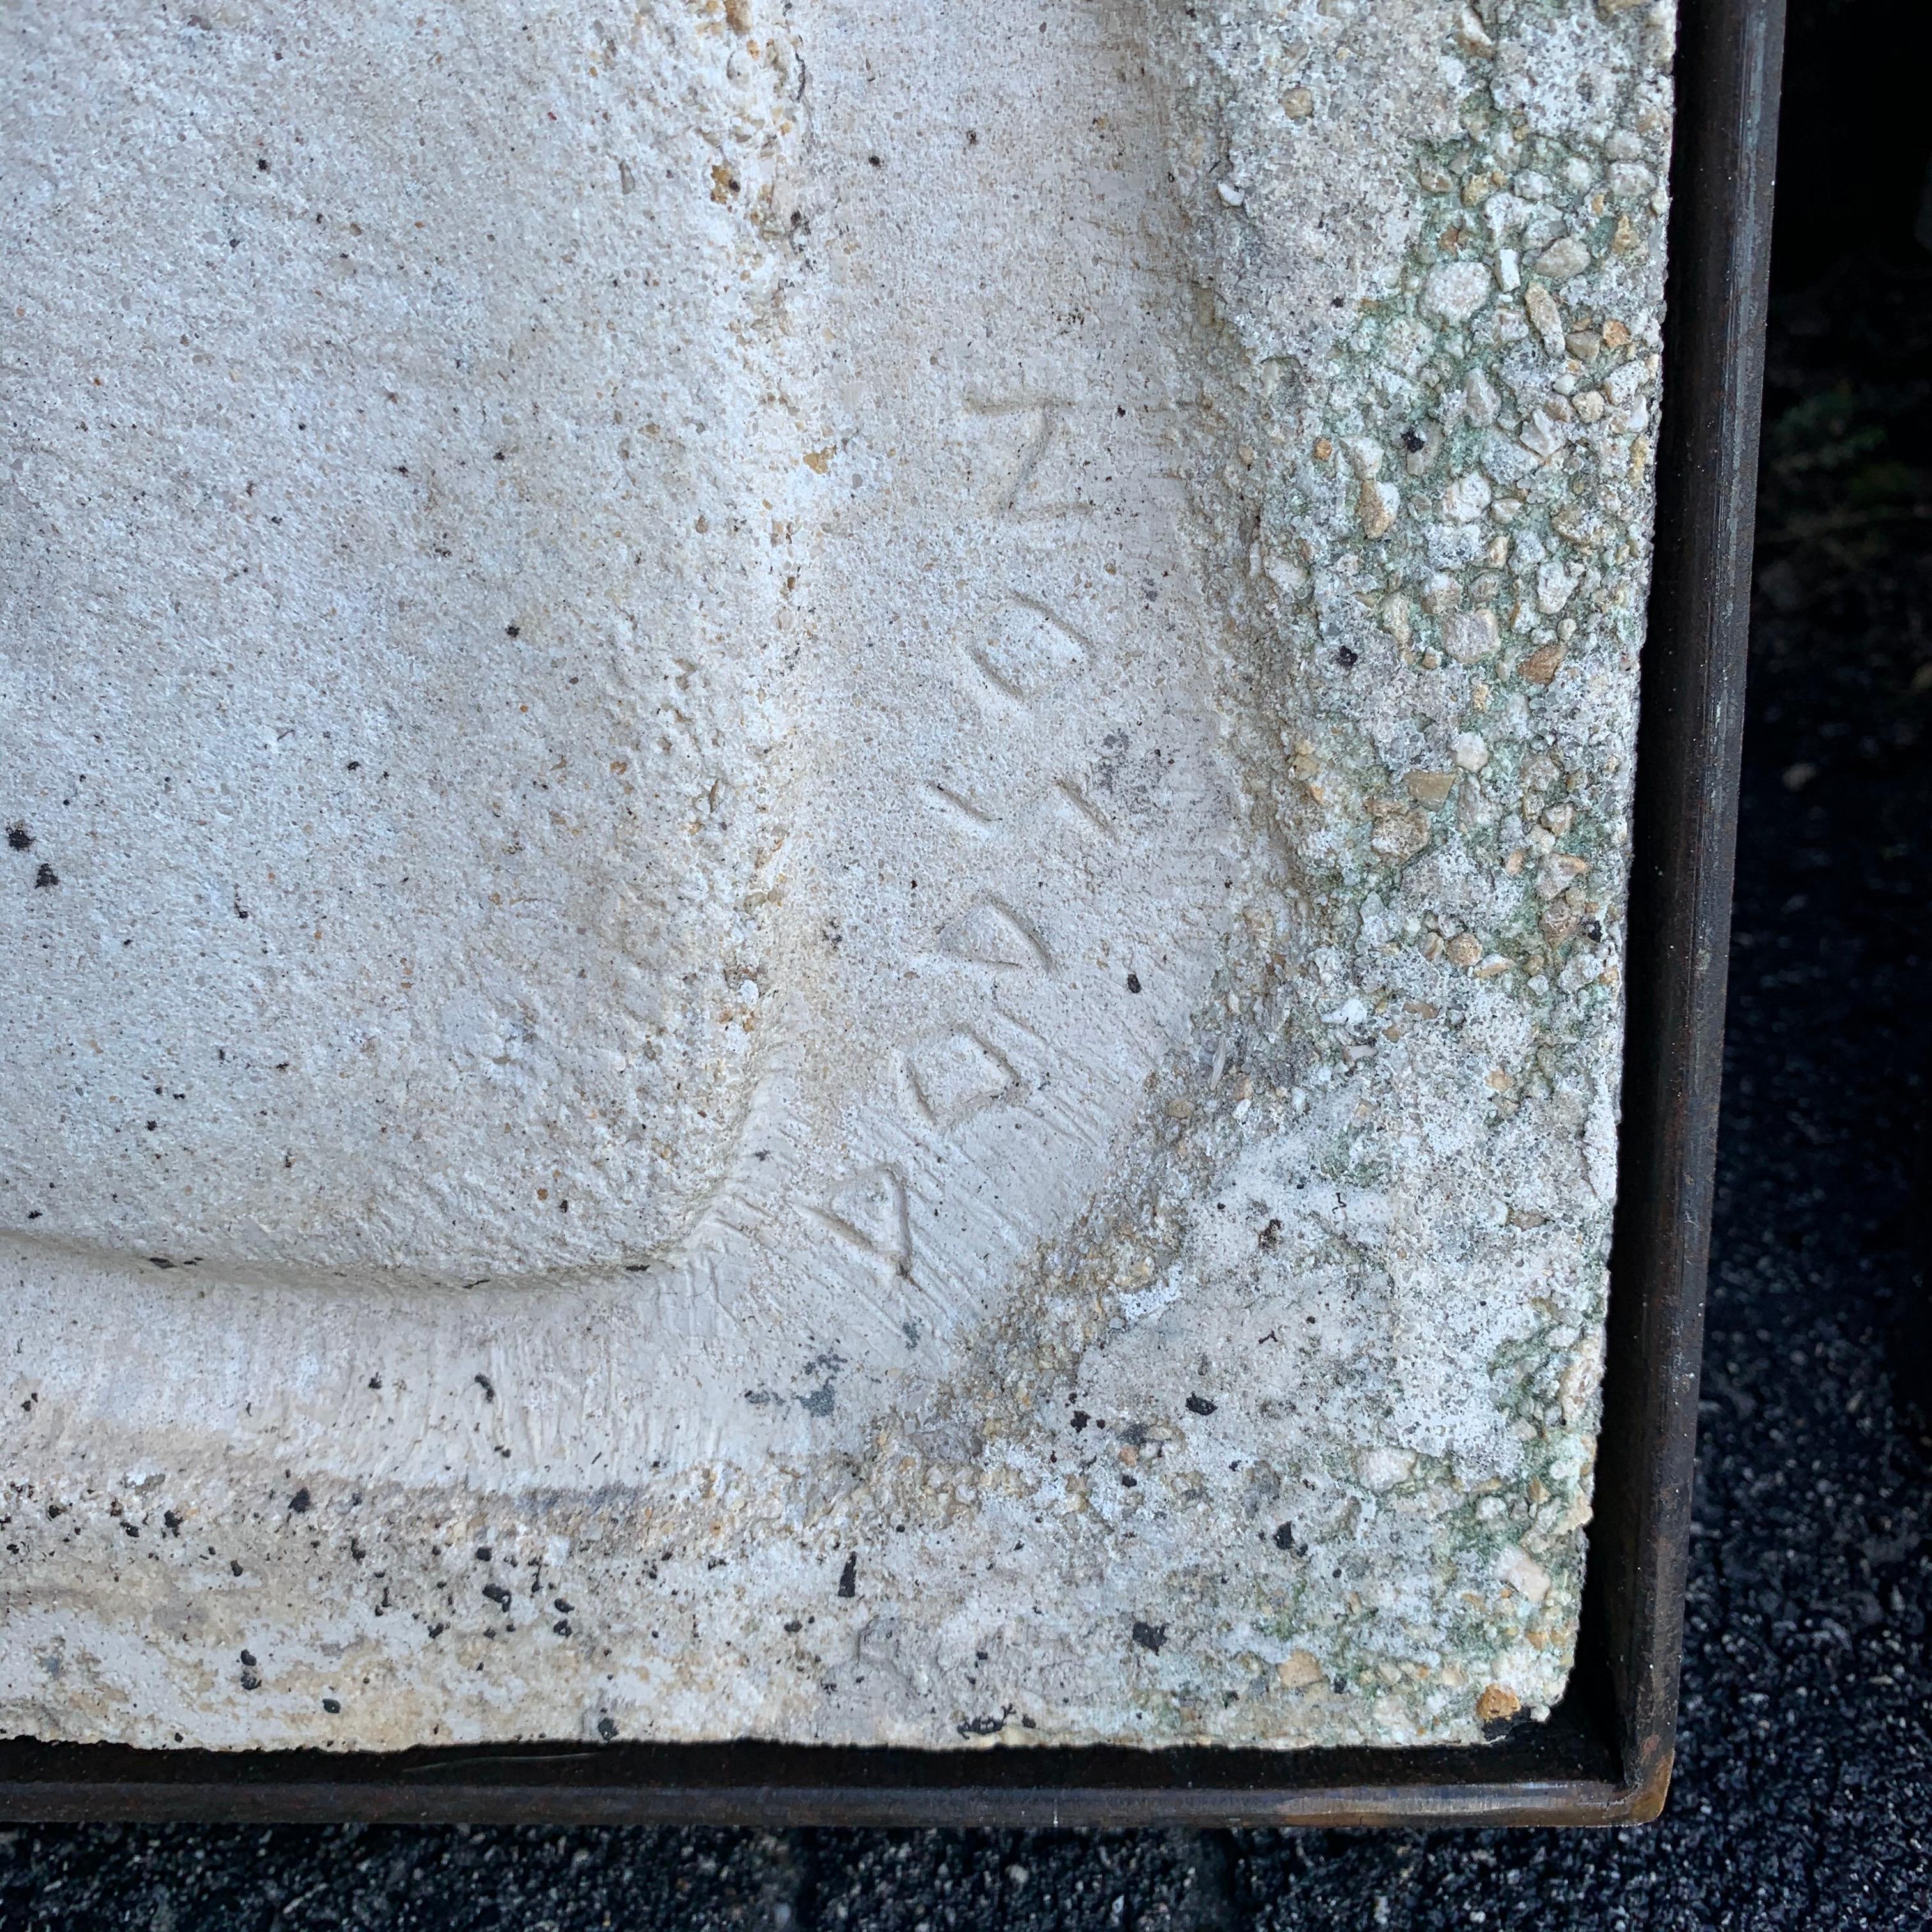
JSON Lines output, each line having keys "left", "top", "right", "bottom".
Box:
{"left": 1499, "top": 1546, "right": 1552, "bottom": 1604}
{"left": 1423, "top": 259, "right": 1493, "bottom": 324}
{"left": 1536, "top": 560, "right": 1580, "bottom": 615}
{"left": 1342, "top": 436, "right": 1384, "bottom": 479}
{"left": 1535, "top": 236, "right": 1593, "bottom": 282}
{"left": 1444, "top": 610, "right": 1499, "bottom": 664}
{"left": 1443, "top": 471, "right": 1492, "bottom": 522}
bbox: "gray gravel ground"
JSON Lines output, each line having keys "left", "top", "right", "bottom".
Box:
{"left": 2, "top": 2, "right": 1928, "bottom": 1923}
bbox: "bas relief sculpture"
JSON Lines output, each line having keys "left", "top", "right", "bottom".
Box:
{"left": 1, "top": 0, "right": 1675, "bottom": 1749}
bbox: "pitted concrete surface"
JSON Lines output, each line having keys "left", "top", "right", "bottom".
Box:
{"left": 3, "top": 0, "right": 1675, "bottom": 1751}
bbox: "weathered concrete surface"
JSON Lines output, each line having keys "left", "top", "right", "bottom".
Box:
{"left": 1, "top": 0, "right": 1675, "bottom": 1750}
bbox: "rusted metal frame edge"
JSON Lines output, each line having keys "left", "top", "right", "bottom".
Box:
{"left": 0, "top": 1694, "right": 1634, "bottom": 1827}
{"left": 0, "top": 1773, "right": 1648, "bottom": 1831}
{"left": 0, "top": 0, "right": 1782, "bottom": 1828}
{"left": 1591, "top": 0, "right": 1785, "bottom": 1815}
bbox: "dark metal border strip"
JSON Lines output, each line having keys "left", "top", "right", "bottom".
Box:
{"left": 1586, "top": 0, "right": 1786, "bottom": 1818}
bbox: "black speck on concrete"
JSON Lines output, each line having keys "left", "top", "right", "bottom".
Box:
{"left": 33, "top": 862, "right": 57, "bottom": 887}
{"left": 1130, "top": 1619, "right": 1166, "bottom": 1654}
{"left": 838, "top": 1553, "right": 857, "bottom": 1599}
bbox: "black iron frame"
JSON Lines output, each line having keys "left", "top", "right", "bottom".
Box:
{"left": 0, "top": 0, "right": 1786, "bottom": 1828}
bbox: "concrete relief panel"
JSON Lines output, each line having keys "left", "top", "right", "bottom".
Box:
{"left": 1, "top": 0, "right": 1676, "bottom": 1751}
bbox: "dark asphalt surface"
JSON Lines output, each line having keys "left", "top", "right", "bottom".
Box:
{"left": 3, "top": 3, "right": 1928, "bottom": 1924}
